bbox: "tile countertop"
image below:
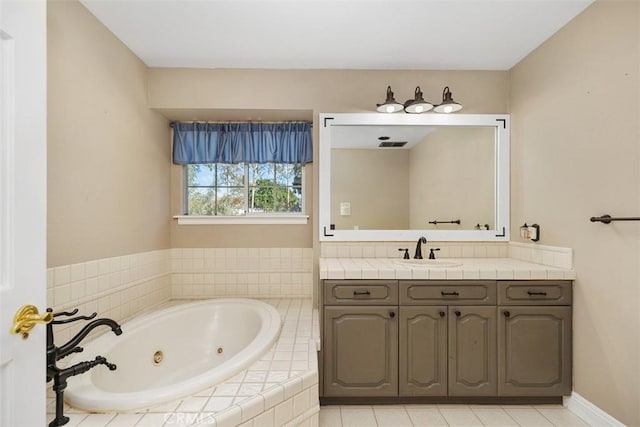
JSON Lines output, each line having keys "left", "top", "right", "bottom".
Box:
{"left": 319, "top": 258, "right": 576, "bottom": 281}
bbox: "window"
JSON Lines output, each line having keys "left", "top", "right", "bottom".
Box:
{"left": 185, "top": 162, "right": 304, "bottom": 216}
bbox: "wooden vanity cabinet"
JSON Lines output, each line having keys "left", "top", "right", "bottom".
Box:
{"left": 399, "top": 281, "right": 497, "bottom": 397}
{"left": 497, "top": 281, "right": 572, "bottom": 396}
{"left": 448, "top": 305, "right": 497, "bottom": 396}
{"left": 399, "top": 306, "right": 447, "bottom": 396}
{"left": 322, "top": 279, "right": 572, "bottom": 400}
{"left": 323, "top": 281, "right": 399, "bottom": 396}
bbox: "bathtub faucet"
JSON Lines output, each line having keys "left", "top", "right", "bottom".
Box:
{"left": 46, "top": 308, "right": 122, "bottom": 427}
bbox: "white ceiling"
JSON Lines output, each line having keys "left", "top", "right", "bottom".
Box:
{"left": 80, "top": 0, "right": 594, "bottom": 71}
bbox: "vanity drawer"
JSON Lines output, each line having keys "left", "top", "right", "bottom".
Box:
{"left": 323, "top": 280, "right": 398, "bottom": 305}
{"left": 498, "top": 281, "right": 572, "bottom": 305}
{"left": 400, "top": 281, "right": 497, "bottom": 305}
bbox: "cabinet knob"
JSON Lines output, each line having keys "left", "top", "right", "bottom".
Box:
{"left": 439, "top": 311, "right": 445, "bottom": 317}
{"left": 454, "top": 310, "right": 461, "bottom": 317}
{"left": 503, "top": 311, "right": 511, "bottom": 317}
{"left": 389, "top": 311, "right": 396, "bottom": 318}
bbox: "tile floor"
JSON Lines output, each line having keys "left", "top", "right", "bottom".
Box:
{"left": 318, "top": 404, "right": 590, "bottom": 427}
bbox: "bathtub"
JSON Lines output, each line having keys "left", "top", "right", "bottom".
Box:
{"left": 64, "top": 298, "right": 282, "bottom": 412}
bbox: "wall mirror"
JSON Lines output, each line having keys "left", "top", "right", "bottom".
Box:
{"left": 319, "top": 113, "right": 510, "bottom": 241}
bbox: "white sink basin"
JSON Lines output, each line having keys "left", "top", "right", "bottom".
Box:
{"left": 394, "top": 259, "right": 462, "bottom": 268}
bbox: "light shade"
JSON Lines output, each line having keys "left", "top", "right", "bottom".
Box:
{"left": 433, "top": 86, "right": 463, "bottom": 113}
{"left": 376, "top": 86, "right": 404, "bottom": 113}
{"left": 404, "top": 86, "right": 433, "bottom": 113}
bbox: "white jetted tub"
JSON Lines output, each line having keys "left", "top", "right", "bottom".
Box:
{"left": 64, "top": 298, "right": 282, "bottom": 412}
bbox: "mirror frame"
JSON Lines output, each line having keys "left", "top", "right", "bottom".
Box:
{"left": 319, "top": 113, "right": 510, "bottom": 241}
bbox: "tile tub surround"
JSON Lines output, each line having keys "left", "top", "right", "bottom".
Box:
{"left": 47, "top": 247, "right": 314, "bottom": 343}
{"left": 319, "top": 257, "right": 576, "bottom": 281}
{"left": 47, "top": 250, "right": 172, "bottom": 345}
{"left": 171, "top": 248, "right": 314, "bottom": 299}
{"left": 47, "top": 298, "right": 321, "bottom": 427}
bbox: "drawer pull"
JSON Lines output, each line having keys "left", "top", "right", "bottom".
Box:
{"left": 353, "top": 290, "right": 371, "bottom": 296}
{"left": 441, "top": 291, "right": 460, "bottom": 297}
{"left": 527, "top": 291, "right": 548, "bottom": 296}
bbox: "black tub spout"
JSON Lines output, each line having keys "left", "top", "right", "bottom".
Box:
{"left": 57, "top": 318, "right": 122, "bottom": 360}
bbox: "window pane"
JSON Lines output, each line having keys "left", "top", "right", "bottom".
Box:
{"left": 187, "top": 187, "right": 215, "bottom": 215}
{"left": 276, "top": 187, "right": 302, "bottom": 213}
{"left": 248, "top": 184, "right": 273, "bottom": 213}
{"left": 275, "top": 164, "right": 291, "bottom": 185}
{"left": 248, "top": 163, "right": 274, "bottom": 183}
{"left": 186, "top": 162, "right": 304, "bottom": 216}
{"left": 216, "top": 163, "right": 244, "bottom": 187}
{"left": 187, "top": 164, "right": 215, "bottom": 186}
{"left": 216, "top": 187, "right": 244, "bottom": 215}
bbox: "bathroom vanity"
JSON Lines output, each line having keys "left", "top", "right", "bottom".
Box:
{"left": 317, "top": 113, "right": 573, "bottom": 402}
{"left": 319, "top": 259, "right": 573, "bottom": 402}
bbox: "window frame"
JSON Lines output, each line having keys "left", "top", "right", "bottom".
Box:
{"left": 175, "top": 162, "right": 308, "bottom": 225}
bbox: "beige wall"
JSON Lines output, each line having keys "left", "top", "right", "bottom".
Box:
{"left": 149, "top": 69, "right": 509, "bottom": 248}
{"left": 331, "top": 149, "right": 409, "bottom": 230}
{"left": 510, "top": 1, "right": 639, "bottom": 425}
{"left": 47, "top": 1, "right": 171, "bottom": 267}
{"left": 409, "top": 127, "right": 494, "bottom": 230}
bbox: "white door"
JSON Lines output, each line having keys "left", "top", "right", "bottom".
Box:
{"left": 0, "top": 1, "right": 47, "bottom": 426}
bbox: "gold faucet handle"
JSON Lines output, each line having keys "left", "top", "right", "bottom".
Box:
{"left": 10, "top": 305, "right": 53, "bottom": 339}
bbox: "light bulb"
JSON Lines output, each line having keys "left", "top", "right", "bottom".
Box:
{"left": 444, "top": 105, "right": 453, "bottom": 113}
{"left": 414, "top": 105, "right": 424, "bottom": 113}
{"left": 386, "top": 105, "right": 394, "bottom": 113}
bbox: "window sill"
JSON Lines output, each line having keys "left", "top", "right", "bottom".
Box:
{"left": 173, "top": 214, "right": 309, "bottom": 225}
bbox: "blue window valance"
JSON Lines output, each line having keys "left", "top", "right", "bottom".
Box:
{"left": 171, "top": 121, "right": 312, "bottom": 165}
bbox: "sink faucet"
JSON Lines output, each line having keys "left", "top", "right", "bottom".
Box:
{"left": 46, "top": 308, "right": 122, "bottom": 427}
{"left": 414, "top": 236, "right": 427, "bottom": 259}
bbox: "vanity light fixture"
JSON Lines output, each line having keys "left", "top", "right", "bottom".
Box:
{"left": 404, "top": 86, "right": 434, "bottom": 114}
{"left": 433, "top": 86, "right": 463, "bottom": 113}
{"left": 376, "top": 86, "right": 404, "bottom": 113}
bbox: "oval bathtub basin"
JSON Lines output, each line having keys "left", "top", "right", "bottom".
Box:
{"left": 64, "top": 298, "right": 282, "bottom": 412}
{"left": 394, "top": 259, "right": 462, "bottom": 268}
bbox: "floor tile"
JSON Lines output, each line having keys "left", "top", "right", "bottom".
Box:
{"left": 106, "top": 413, "right": 144, "bottom": 426}
{"left": 373, "top": 406, "right": 413, "bottom": 427}
{"left": 503, "top": 408, "right": 554, "bottom": 426}
{"left": 536, "top": 407, "right": 590, "bottom": 426}
{"left": 471, "top": 407, "right": 519, "bottom": 426}
{"left": 340, "top": 406, "right": 377, "bottom": 427}
{"left": 438, "top": 405, "right": 484, "bottom": 426}
{"left": 77, "top": 414, "right": 117, "bottom": 426}
{"left": 318, "top": 406, "right": 342, "bottom": 427}
{"left": 405, "top": 406, "right": 448, "bottom": 426}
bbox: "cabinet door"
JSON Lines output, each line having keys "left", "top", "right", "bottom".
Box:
{"left": 399, "top": 306, "right": 447, "bottom": 396}
{"left": 323, "top": 306, "right": 398, "bottom": 396}
{"left": 448, "top": 306, "right": 497, "bottom": 396}
{"left": 498, "top": 306, "right": 572, "bottom": 396}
